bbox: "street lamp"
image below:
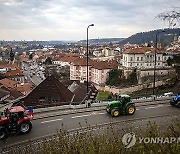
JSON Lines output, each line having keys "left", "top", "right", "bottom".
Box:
{"left": 153, "top": 30, "right": 165, "bottom": 96}
{"left": 87, "top": 24, "right": 94, "bottom": 94}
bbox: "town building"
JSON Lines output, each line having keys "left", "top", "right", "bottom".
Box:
{"left": 22, "top": 76, "right": 74, "bottom": 108}
{"left": 121, "top": 47, "right": 171, "bottom": 69}
{"left": 120, "top": 46, "right": 176, "bottom": 84}
{"left": 53, "top": 54, "right": 79, "bottom": 66}
{"left": 0, "top": 64, "right": 25, "bottom": 83}
{"left": 91, "top": 60, "right": 118, "bottom": 85}
{"left": 70, "top": 57, "right": 118, "bottom": 85}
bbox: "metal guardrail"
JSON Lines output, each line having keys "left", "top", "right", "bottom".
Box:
{"left": 32, "top": 96, "right": 172, "bottom": 114}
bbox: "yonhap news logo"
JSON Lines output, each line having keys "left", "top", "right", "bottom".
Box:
{"left": 122, "top": 132, "right": 180, "bottom": 148}
{"left": 122, "top": 132, "right": 136, "bottom": 148}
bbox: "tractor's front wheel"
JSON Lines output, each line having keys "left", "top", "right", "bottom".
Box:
{"left": 0, "top": 127, "right": 8, "bottom": 140}
{"left": 111, "top": 109, "right": 120, "bottom": 117}
{"left": 19, "top": 121, "right": 32, "bottom": 134}
{"left": 126, "top": 104, "right": 136, "bottom": 115}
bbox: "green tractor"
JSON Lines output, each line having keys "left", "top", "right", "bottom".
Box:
{"left": 106, "top": 94, "right": 136, "bottom": 117}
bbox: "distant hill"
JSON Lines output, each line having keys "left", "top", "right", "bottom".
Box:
{"left": 120, "top": 28, "right": 180, "bottom": 46}
{"left": 78, "top": 38, "right": 125, "bottom": 44}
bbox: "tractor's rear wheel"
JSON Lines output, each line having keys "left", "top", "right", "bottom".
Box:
{"left": 111, "top": 109, "right": 120, "bottom": 117}
{"left": 19, "top": 121, "right": 32, "bottom": 134}
{"left": 0, "top": 127, "right": 8, "bottom": 140}
{"left": 126, "top": 104, "right": 136, "bottom": 115}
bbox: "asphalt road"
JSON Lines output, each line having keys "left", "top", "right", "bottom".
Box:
{"left": 1, "top": 103, "right": 179, "bottom": 147}
{"left": 22, "top": 62, "right": 44, "bottom": 85}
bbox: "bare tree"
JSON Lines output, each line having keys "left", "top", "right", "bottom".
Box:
{"left": 157, "top": 7, "right": 180, "bottom": 28}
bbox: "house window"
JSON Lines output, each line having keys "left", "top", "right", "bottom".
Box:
{"left": 158, "top": 57, "right": 160, "bottom": 61}
{"left": 161, "top": 72, "right": 163, "bottom": 74}
{"left": 52, "top": 96, "right": 60, "bottom": 101}
{"left": 130, "top": 57, "right": 133, "bottom": 61}
{"left": 164, "top": 57, "right": 166, "bottom": 61}
{"left": 147, "top": 64, "right": 149, "bottom": 66}
{"left": 141, "top": 57, "right": 143, "bottom": 61}
{"left": 137, "top": 63, "right": 139, "bottom": 66}
{"left": 137, "top": 57, "right": 139, "bottom": 61}
{"left": 39, "top": 96, "right": 46, "bottom": 102}
{"left": 130, "top": 63, "right": 132, "bottom": 67}
{"left": 158, "top": 63, "right": 160, "bottom": 65}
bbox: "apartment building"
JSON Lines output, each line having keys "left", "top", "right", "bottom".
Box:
{"left": 121, "top": 47, "right": 171, "bottom": 69}
{"left": 70, "top": 57, "right": 118, "bottom": 85}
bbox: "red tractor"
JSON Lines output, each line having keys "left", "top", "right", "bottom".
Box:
{"left": 0, "top": 106, "right": 32, "bottom": 140}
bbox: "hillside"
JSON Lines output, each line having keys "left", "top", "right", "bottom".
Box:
{"left": 78, "top": 38, "right": 125, "bottom": 44}
{"left": 120, "top": 28, "right": 180, "bottom": 46}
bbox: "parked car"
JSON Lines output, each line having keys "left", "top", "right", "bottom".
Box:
{"left": 164, "top": 92, "right": 174, "bottom": 97}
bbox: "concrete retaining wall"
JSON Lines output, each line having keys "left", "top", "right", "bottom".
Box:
{"left": 95, "top": 80, "right": 167, "bottom": 95}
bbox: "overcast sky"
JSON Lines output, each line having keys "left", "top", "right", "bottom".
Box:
{"left": 0, "top": 0, "right": 179, "bottom": 41}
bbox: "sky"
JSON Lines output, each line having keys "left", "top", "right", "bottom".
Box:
{"left": 0, "top": 0, "right": 179, "bottom": 41}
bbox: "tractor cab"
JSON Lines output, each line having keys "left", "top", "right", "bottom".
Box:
{"left": 0, "top": 106, "right": 25, "bottom": 123}
{"left": 0, "top": 106, "right": 32, "bottom": 140}
{"left": 118, "top": 94, "right": 131, "bottom": 105}
{"left": 106, "top": 94, "right": 136, "bottom": 117}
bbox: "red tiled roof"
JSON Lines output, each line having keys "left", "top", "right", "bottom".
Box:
{"left": 0, "top": 78, "right": 18, "bottom": 90}
{"left": 0, "top": 88, "right": 10, "bottom": 98}
{"left": 57, "top": 55, "right": 79, "bottom": 62}
{"left": 0, "top": 64, "right": 24, "bottom": 77}
{"left": 16, "top": 82, "right": 35, "bottom": 95}
{"left": 72, "top": 57, "right": 94, "bottom": 66}
{"left": 72, "top": 57, "right": 118, "bottom": 70}
{"left": 166, "top": 48, "right": 180, "bottom": 53}
{"left": 1, "top": 86, "right": 23, "bottom": 100}
{"left": 124, "top": 47, "right": 156, "bottom": 54}
{"left": 92, "top": 60, "right": 118, "bottom": 70}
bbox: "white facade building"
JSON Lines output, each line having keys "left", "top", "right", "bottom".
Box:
{"left": 121, "top": 47, "right": 171, "bottom": 69}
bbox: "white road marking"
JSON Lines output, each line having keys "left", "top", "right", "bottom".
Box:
{"left": 72, "top": 114, "right": 90, "bottom": 119}
{"left": 99, "top": 112, "right": 106, "bottom": 115}
{"left": 136, "top": 109, "right": 140, "bottom": 110}
{"left": 91, "top": 112, "right": 98, "bottom": 115}
{"left": 164, "top": 105, "right": 171, "bottom": 107}
{"left": 145, "top": 104, "right": 171, "bottom": 110}
{"left": 41, "top": 118, "right": 63, "bottom": 124}
{"left": 145, "top": 106, "right": 158, "bottom": 109}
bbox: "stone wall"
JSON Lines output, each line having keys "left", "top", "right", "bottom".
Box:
{"left": 121, "top": 67, "right": 175, "bottom": 84}
{"left": 137, "top": 67, "right": 175, "bottom": 84}
{"left": 95, "top": 80, "right": 167, "bottom": 95}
